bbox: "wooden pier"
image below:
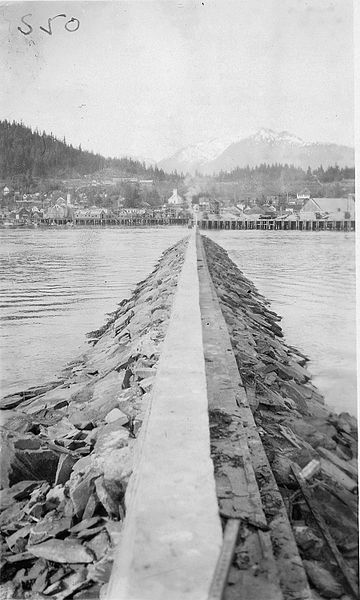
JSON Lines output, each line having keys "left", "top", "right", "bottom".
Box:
{"left": 198, "top": 219, "right": 355, "bottom": 231}
{"left": 42, "top": 216, "right": 190, "bottom": 227}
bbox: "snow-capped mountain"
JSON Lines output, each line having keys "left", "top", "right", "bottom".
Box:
{"left": 252, "top": 128, "right": 307, "bottom": 146}
{"left": 157, "top": 135, "right": 242, "bottom": 174}
{"left": 158, "top": 129, "right": 354, "bottom": 174}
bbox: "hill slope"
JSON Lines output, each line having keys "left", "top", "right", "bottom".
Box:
{"left": 0, "top": 120, "right": 166, "bottom": 181}
{"left": 158, "top": 129, "right": 354, "bottom": 174}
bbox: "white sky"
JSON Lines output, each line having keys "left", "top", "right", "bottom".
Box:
{"left": 0, "top": 0, "right": 355, "bottom": 161}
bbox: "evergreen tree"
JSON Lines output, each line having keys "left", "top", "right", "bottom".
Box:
{"left": 0, "top": 120, "right": 174, "bottom": 183}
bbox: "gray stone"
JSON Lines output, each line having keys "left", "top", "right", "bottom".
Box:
{"left": 85, "top": 530, "right": 110, "bottom": 561}
{"left": 55, "top": 454, "right": 78, "bottom": 486}
{"left": 46, "top": 417, "right": 78, "bottom": 441}
{"left": 104, "top": 408, "right": 128, "bottom": 425}
{"left": 28, "top": 539, "right": 93, "bottom": 564}
{"left": 94, "top": 477, "right": 119, "bottom": 519}
{"left": 77, "top": 524, "right": 105, "bottom": 539}
{"left": 94, "top": 421, "right": 129, "bottom": 455}
{"left": 271, "top": 454, "right": 294, "bottom": 486}
{"left": 45, "top": 485, "right": 66, "bottom": 509}
{"left": 293, "top": 526, "right": 323, "bottom": 558}
{"left": 28, "top": 512, "right": 72, "bottom": 545}
{"left": 303, "top": 560, "right": 344, "bottom": 598}
{"left": 87, "top": 556, "right": 113, "bottom": 583}
{"left": 68, "top": 411, "right": 94, "bottom": 430}
{"left": 10, "top": 448, "right": 60, "bottom": 485}
{"left": 138, "top": 376, "right": 155, "bottom": 391}
{"left": 69, "top": 517, "right": 103, "bottom": 534}
{"left": 280, "top": 381, "right": 310, "bottom": 413}
{"left": 69, "top": 474, "right": 94, "bottom": 518}
{"left": 0, "top": 480, "right": 40, "bottom": 507}
{"left": 0, "top": 394, "right": 25, "bottom": 410}
{"left": 14, "top": 437, "right": 41, "bottom": 450}
{"left": 6, "top": 525, "right": 31, "bottom": 553}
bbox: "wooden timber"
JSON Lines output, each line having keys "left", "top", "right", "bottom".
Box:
{"left": 197, "top": 233, "right": 311, "bottom": 600}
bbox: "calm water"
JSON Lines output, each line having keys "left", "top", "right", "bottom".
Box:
{"left": 206, "top": 231, "right": 357, "bottom": 415}
{"left": 0, "top": 228, "right": 186, "bottom": 397}
{"left": 0, "top": 228, "right": 357, "bottom": 416}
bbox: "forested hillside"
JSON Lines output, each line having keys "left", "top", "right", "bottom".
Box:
{"left": 217, "top": 163, "right": 355, "bottom": 184}
{"left": 0, "top": 120, "right": 168, "bottom": 181}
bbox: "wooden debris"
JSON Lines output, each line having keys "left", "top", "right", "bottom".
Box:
{"left": 208, "top": 519, "right": 240, "bottom": 600}
{"left": 303, "top": 560, "right": 344, "bottom": 598}
{"left": 279, "top": 424, "right": 302, "bottom": 449}
{"left": 299, "top": 459, "right": 321, "bottom": 481}
{"left": 317, "top": 447, "right": 358, "bottom": 481}
{"left": 319, "top": 458, "right": 357, "bottom": 493}
{"left": 291, "top": 463, "right": 358, "bottom": 599}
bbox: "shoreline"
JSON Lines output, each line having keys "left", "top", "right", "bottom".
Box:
{"left": 0, "top": 222, "right": 356, "bottom": 232}
{"left": 0, "top": 233, "right": 357, "bottom": 600}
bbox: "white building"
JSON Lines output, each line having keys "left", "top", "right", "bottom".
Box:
{"left": 299, "top": 197, "right": 355, "bottom": 220}
{"left": 167, "top": 189, "right": 183, "bottom": 206}
{"left": 297, "top": 189, "right": 311, "bottom": 201}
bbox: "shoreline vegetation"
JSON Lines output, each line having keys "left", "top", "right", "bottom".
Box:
{"left": 0, "top": 235, "right": 358, "bottom": 599}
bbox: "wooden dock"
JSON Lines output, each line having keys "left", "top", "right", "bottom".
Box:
{"left": 41, "top": 216, "right": 190, "bottom": 227}
{"left": 198, "top": 219, "right": 355, "bottom": 231}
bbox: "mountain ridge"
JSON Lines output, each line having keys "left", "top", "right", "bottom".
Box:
{"left": 158, "top": 128, "right": 354, "bottom": 174}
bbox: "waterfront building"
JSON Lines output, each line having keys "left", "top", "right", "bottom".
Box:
{"left": 118, "top": 208, "right": 146, "bottom": 217}
{"left": 74, "top": 206, "right": 108, "bottom": 220}
{"left": 244, "top": 204, "right": 262, "bottom": 215}
{"left": 300, "top": 197, "right": 355, "bottom": 221}
{"left": 44, "top": 203, "right": 73, "bottom": 222}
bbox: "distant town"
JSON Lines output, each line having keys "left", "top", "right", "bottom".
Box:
{"left": 0, "top": 179, "right": 355, "bottom": 230}
{"left": 0, "top": 120, "right": 355, "bottom": 229}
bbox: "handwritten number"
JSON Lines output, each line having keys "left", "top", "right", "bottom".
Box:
{"left": 65, "top": 17, "right": 80, "bottom": 32}
{"left": 39, "top": 18, "right": 52, "bottom": 35}
{"left": 18, "top": 14, "right": 33, "bottom": 35}
{"left": 39, "top": 14, "right": 66, "bottom": 35}
{"left": 18, "top": 13, "right": 80, "bottom": 36}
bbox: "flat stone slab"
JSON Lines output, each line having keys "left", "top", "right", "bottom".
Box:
{"left": 106, "top": 231, "right": 222, "bottom": 600}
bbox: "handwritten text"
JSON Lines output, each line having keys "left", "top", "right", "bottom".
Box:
{"left": 18, "top": 14, "right": 80, "bottom": 36}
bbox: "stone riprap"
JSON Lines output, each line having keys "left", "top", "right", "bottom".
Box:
{"left": 202, "top": 235, "right": 358, "bottom": 600}
{"left": 0, "top": 237, "right": 188, "bottom": 599}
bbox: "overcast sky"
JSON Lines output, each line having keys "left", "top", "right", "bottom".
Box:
{"left": 0, "top": 0, "right": 355, "bottom": 161}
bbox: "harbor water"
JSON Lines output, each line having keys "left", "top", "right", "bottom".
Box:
{"left": 206, "top": 230, "right": 357, "bottom": 416}
{"left": 0, "top": 228, "right": 357, "bottom": 415}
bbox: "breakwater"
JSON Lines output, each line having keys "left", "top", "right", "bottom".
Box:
{"left": 0, "top": 238, "right": 188, "bottom": 598}
{"left": 0, "top": 232, "right": 358, "bottom": 600}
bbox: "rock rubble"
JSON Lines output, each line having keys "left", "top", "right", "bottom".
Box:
{"left": 202, "top": 236, "right": 358, "bottom": 600}
{"left": 0, "top": 238, "right": 187, "bottom": 599}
